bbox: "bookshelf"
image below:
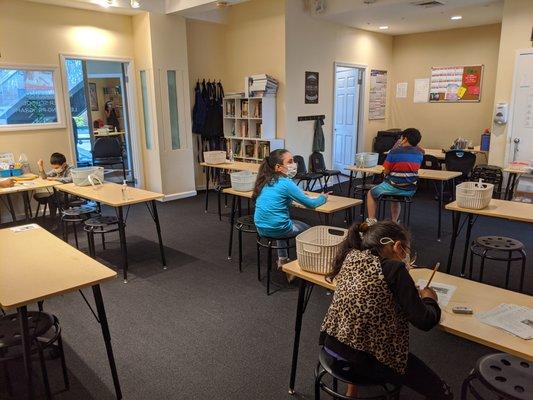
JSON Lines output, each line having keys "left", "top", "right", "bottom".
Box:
{"left": 223, "top": 96, "right": 284, "bottom": 163}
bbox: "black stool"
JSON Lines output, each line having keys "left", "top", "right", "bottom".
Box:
{"left": 352, "top": 183, "right": 376, "bottom": 220}
{"left": 234, "top": 215, "right": 257, "bottom": 273}
{"left": 257, "top": 233, "right": 297, "bottom": 295}
{"left": 461, "top": 353, "right": 531, "bottom": 400}
{"left": 61, "top": 205, "right": 97, "bottom": 249}
{"left": 377, "top": 195, "right": 413, "bottom": 226}
{"left": 315, "top": 347, "right": 401, "bottom": 399}
{"left": 33, "top": 192, "right": 51, "bottom": 219}
{"left": 0, "top": 312, "right": 69, "bottom": 399}
{"left": 468, "top": 236, "right": 526, "bottom": 292}
{"left": 84, "top": 215, "right": 120, "bottom": 258}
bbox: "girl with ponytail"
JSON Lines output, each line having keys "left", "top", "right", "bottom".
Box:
{"left": 320, "top": 220, "right": 452, "bottom": 400}
{"left": 253, "top": 149, "right": 327, "bottom": 266}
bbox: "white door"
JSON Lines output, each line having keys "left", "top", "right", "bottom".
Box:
{"left": 509, "top": 51, "right": 533, "bottom": 163}
{"left": 332, "top": 66, "right": 362, "bottom": 171}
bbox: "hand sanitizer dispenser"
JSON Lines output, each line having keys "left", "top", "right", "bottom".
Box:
{"left": 494, "top": 103, "right": 508, "bottom": 125}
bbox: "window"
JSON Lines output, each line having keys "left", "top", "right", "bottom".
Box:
{"left": 140, "top": 70, "right": 153, "bottom": 150}
{"left": 167, "top": 70, "right": 180, "bottom": 150}
{"left": 0, "top": 67, "right": 62, "bottom": 130}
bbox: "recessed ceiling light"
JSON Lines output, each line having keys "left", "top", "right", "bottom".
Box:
{"left": 130, "top": 0, "right": 140, "bottom": 8}
{"left": 99, "top": 0, "right": 113, "bottom": 8}
{"left": 379, "top": 26, "right": 389, "bottom": 30}
{"left": 450, "top": 15, "right": 462, "bottom": 20}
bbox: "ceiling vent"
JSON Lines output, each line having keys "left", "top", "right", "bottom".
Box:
{"left": 411, "top": 0, "right": 445, "bottom": 7}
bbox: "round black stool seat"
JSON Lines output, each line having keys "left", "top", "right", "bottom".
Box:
{"left": 474, "top": 236, "right": 524, "bottom": 252}
{"left": 33, "top": 192, "right": 50, "bottom": 204}
{"left": 316, "top": 347, "right": 401, "bottom": 399}
{"left": 84, "top": 215, "right": 119, "bottom": 230}
{"left": 235, "top": 215, "right": 257, "bottom": 233}
{"left": 62, "top": 205, "right": 96, "bottom": 217}
{"left": 462, "top": 353, "right": 532, "bottom": 400}
{"left": 0, "top": 312, "right": 54, "bottom": 349}
{"left": 380, "top": 194, "right": 413, "bottom": 202}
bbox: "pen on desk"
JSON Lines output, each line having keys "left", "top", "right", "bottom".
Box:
{"left": 425, "top": 262, "right": 440, "bottom": 289}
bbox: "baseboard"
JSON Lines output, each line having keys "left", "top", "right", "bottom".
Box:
{"left": 161, "top": 190, "right": 197, "bottom": 202}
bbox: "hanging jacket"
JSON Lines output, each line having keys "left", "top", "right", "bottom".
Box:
{"left": 202, "top": 81, "right": 224, "bottom": 140}
{"left": 312, "top": 118, "right": 325, "bottom": 152}
{"left": 192, "top": 81, "right": 207, "bottom": 134}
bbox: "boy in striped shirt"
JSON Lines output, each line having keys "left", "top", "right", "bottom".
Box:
{"left": 366, "top": 128, "right": 424, "bottom": 224}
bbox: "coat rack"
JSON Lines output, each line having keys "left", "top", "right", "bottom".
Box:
{"left": 297, "top": 114, "right": 325, "bottom": 122}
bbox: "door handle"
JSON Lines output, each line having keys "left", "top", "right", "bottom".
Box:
{"left": 513, "top": 137, "right": 520, "bottom": 161}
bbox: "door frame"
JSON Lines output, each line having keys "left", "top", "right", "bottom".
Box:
{"left": 506, "top": 48, "right": 533, "bottom": 165}
{"left": 332, "top": 62, "right": 367, "bottom": 171}
{"left": 59, "top": 54, "right": 144, "bottom": 188}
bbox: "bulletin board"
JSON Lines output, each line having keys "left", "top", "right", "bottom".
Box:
{"left": 429, "top": 65, "right": 483, "bottom": 102}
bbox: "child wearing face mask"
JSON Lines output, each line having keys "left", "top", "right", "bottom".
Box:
{"left": 253, "top": 149, "right": 328, "bottom": 267}
{"left": 36, "top": 152, "right": 73, "bottom": 219}
{"left": 319, "top": 220, "right": 453, "bottom": 400}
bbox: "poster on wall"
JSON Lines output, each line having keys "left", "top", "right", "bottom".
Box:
{"left": 89, "top": 82, "right": 99, "bottom": 111}
{"left": 429, "top": 65, "right": 483, "bottom": 102}
{"left": 369, "top": 69, "right": 387, "bottom": 120}
{"left": 305, "top": 71, "right": 319, "bottom": 104}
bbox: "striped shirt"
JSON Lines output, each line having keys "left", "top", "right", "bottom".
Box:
{"left": 383, "top": 146, "right": 424, "bottom": 190}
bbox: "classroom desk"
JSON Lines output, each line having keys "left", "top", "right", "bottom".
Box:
{"left": 0, "top": 177, "right": 61, "bottom": 222}
{"left": 503, "top": 166, "right": 529, "bottom": 200}
{"left": 222, "top": 187, "right": 362, "bottom": 259}
{"left": 0, "top": 225, "right": 122, "bottom": 399}
{"left": 57, "top": 182, "right": 166, "bottom": 282}
{"left": 282, "top": 260, "right": 533, "bottom": 395}
{"left": 445, "top": 199, "right": 533, "bottom": 276}
{"left": 200, "top": 161, "right": 259, "bottom": 213}
{"left": 346, "top": 165, "right": 461, "bottom": 240}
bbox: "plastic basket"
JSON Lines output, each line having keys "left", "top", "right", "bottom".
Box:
{"left": 71, "top": 166, "right": 104, "bottom": 187}
{"left": 230, "top": 171, "right": 257, "bottom": 192}
{"left": 11, "top": 168, "right": 23, "bottom": 177}
{"left": 355, "top": 152, "right": 379, "bottom": 168}
{"left": 456, "top": 180, "right": 494, "bottom": 210}
{"left": 296, "top": 226, "right": 348, "bottom": 275}
{"left": 0, "top": 170, "right": 11, "bottom": 178}
{"left": 203, "top": 151, "right": 227, "bottom": 165}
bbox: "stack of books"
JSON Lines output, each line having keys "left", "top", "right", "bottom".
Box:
{"left": 249, "top": 74, "right": 278, "bottom": 97}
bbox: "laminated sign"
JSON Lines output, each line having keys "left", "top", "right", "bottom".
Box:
{"left": 429, "top": 65, "right": 483, "bottom": 102}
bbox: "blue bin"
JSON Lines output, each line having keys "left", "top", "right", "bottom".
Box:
{"left": 0, "top": 170, "right": 11, "bottom": 178}
{"left": 11, "top": 168, "right": 23, "bottom": 177}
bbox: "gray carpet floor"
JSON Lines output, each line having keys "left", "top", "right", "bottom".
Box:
{"left": 2, "top": 182, "right": 532, "bottom": 399}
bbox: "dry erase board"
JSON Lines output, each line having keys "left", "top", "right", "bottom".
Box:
{"left": 429, "top": 65, "right": 483, "bottom": 103}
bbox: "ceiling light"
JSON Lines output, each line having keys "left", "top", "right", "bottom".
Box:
{"left": 379, "top": 26, "right": 389, "bottom": 30}
{"left": 130, "top": 0, "right": 140, "bottom": 8}
{"left": 450, "top": 15, "right": 462, "bottom": 20}
{"left": 99, "top": 0, "right": 113, "bottom": 8}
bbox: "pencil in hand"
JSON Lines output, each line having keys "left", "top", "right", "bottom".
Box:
{"left": 425, "top": 262, "right": 440, "bottom": 289}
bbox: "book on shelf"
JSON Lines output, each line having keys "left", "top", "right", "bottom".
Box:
{"left": 255, "top": 123, "right": 262, "bottom": 138}
{"left": 234, "top": 141, "right": 242, "bottom": 157}
{"left": 258, "top": 142, "right": 270, "bottom": 159}
{"left": 240, "top": 121, "right": 248, "bottom": 137}
{"left": 252, "top": 102, "right": 262, "bottom": 118}
{"left": 241, "top": 100, "right": 249, "bottom": 117}
{"left": 245, "top": 144, "right": 255, "bottom": 158}
{"left": 225, "top": 101, "right": 235, "bottom": 116}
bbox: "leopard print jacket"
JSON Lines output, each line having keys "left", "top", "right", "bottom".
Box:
{"left": 321, "top": 249, "right": 409, "bottom": 374}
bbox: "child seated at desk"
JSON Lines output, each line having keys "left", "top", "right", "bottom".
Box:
{"left": 320, "top": 221, "right": 452, "bottom": 399}
{"left": 366, "top": 128, "right": 424, "bottom": 224}
{"left": 253, "top": 149, "right": 327, "bottom": 268}
{"left": 36, "top": 152, "right": 73, "bottom": 218}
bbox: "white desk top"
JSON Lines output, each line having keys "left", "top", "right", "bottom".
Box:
{"left": 446, "top": 199, "right": 533, "bottom": 223}
{"left": 346, "top": 165, "right": 461, "bottom": 181}
{"left": 200, "top": 161, "right": 259, "bottom": 173}
{"left": 0, "top": 177, "right": 60, "bottom": 194}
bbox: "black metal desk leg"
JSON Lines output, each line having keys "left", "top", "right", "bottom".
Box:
{"left": 116, "top": 206, "right": 129, "bottom": 283}
{"left": 347, "top": 171, "right": 354, "bottom": 198}
{"left": 508, "top": 173, "right": 518, "bottom": 200}
{"left": 204, "top": 167, "right": 210, "bottom": 213}
{"left": 460, "top": 213, "right": 474, "bottom": 276}
{"left": 437, "top": 181, "right": 444, "bottom": 241}
{"left": 360, "top": 172, "right": 367, "bottom": 219}
{"left": 289, "top": 279, "right": 308, "bottom": 395}
{"left": 92, "top": 285, "right": 122, "bottom": 400}
{"left": 324, "top": 214, "right": 331, "bottom": 226}
{"left": 228, "top": 195, "right": 237, "bottom": 260}
{"left": 6, "top": 194, "right": 17, "bottom": 222}
{"left": 446, "top": 211, "right": 461, "bottom": 273}
{"left": 151, "top": 200, "right": 167, "bottom": 270}
{"left": 504, "top": 173, "right": 512, "bottom": 200}
{"left": 18, "top": 306, "right": 34, "bottom": 400}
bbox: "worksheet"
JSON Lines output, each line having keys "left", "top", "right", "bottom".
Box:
{"left": 476, "top": 304, "right": 533, "bottom": 340}
{"left": 416, "top": 279, "right": 457, "bottom": 307}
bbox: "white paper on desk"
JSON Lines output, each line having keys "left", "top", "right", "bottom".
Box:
{"left": 476, "top": 303, "right": 533, "bottom": 340}
{"left": 10, "top": 224, "right": 39, "bottom": 233}
{"left": 416, "top": 279, "right": 456, "bottom": 307}
{"left": 414, "top": 78, "right": 430, "bottom": 103}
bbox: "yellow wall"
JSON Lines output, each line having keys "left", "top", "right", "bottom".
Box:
{"left": 489, "top": 0, "right": 533, "bottom": 167}
{"left": 285, "top": 0, "right": 394, "bottom": 166}
{"left": 390, "top": 24, "right": 501, "bottom": 150}
{"left": 0, "top": 0, "right": 134, "bottom": 173}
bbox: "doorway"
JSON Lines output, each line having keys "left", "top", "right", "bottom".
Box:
{"left": 63, "top": 57, "right": 136, "bottom": 184}
{"left": 332, "top": 63, "right": 365, "bottom": 172}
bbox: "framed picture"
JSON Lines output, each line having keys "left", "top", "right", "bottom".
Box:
{"left": 89, "top": 82, "right": 98, "bottom": 111}
{"left": 305, "top": 71, "right": 319, "bottom": 104}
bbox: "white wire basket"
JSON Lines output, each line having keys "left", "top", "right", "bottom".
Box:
{"left": 230, "top": 171, "right": 257, "bottom": 192}
{"left": 203, "top": 151, "right": 227, "bottom": 164}
{"left": 456, "top": 180, "right": 494, "bottom": 210}
{"left": 71, "top": 167, "right": 104, "bottom": 187}
{"left": 296, "top": 226, "right": 348, "bottom": 275}
{"left": 355, "top": 152, "right": 379, "bottom": 168}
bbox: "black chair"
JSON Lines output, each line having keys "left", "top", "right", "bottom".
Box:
{"left": 92, "top": 137, "right": 126, "bottom": 181}
{"left": 468, "top": 236, "right": 526, "bottom": 293}
{"left": 315, "top": 346, "right": 401, "bottom": 399}
{"left": 233, "top": 215, "right": 258, "bottom": 273}
{"left": 61, "top": 205, "right": 97, "bottom": 249}
{"left": 0, "top": 312, "right": 69, "bottom": 399}
{"left": 33, "top": 192, "right": 51, "bottom": 220}
{"left": 294, "top": 155, "right": 323, "bottom": 191}
{"left": 377, "top": 195, "right": 413, "bottom": 226}
{"left": 422, "top": 154, "right": 441, "bottom": 170}
{"left": 470, "top": 165, "right": 503, "bottom": 199}
{"left": 257, "top": 232, "right": 298, "bottom": 295}
{"left": 84, "top": 215, "right": 120, "bottom": 258}
{"left": 445, "top": 150, "right": 476, "bottom": 182}
{"left": 461, "top": 353, "right": 531, "bottom": 400}
{"left": 309, "top": 152, "right": 342, "bottom": 194}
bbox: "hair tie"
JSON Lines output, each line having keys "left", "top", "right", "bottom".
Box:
{"left": 358, "top": 222, "right": 370, "bottom": 234}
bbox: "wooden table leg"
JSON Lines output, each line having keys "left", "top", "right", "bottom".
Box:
{"left": 18, "top": 306, "right": 34, "bottom": 400}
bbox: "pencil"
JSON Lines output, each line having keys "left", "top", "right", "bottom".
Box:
{"left": 425, "top": 262, "right": 440, "bottom": 289}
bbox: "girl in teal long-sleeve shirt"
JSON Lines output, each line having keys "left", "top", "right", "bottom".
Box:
{"left": 253, "top": 149, "right": 327, "bottom": 264}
